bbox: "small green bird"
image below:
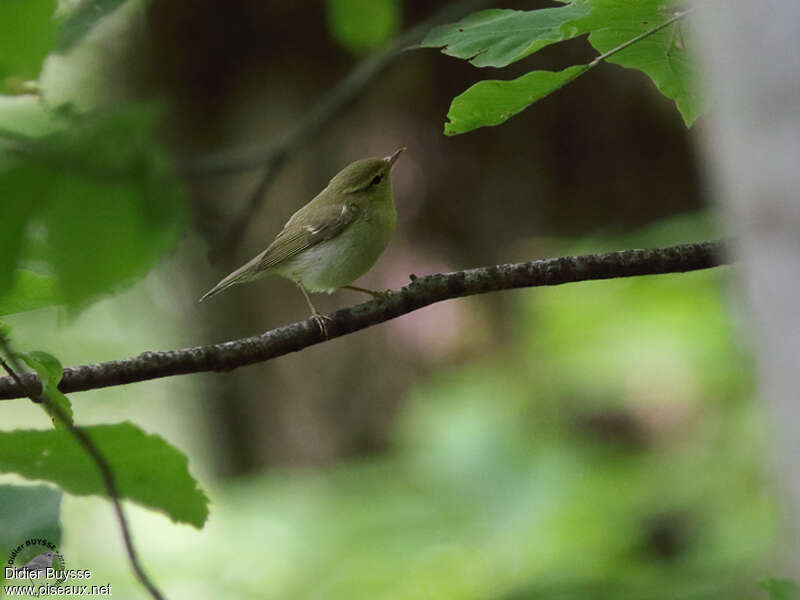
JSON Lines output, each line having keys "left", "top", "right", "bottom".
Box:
{"left": 200, "top": 148, "right": 405, "bottom": 334}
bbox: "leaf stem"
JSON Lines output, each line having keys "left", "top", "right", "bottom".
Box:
{"left": 588, "top": 6, "right": 699, "bottom": 68}
{"left": 0, "top": 337, "right": 166, "bottom": 600}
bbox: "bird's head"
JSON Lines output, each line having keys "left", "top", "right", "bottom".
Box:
{"left": 328, "top": 147, "right": 405, "bottom": 196}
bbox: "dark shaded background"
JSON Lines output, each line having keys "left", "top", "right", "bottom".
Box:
{"left": 125, "top": 0, "right": 705, "bottom": 474}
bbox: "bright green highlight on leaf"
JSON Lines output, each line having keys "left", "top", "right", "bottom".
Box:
{"left": 0, "top": 0, "right": 58, "bottom": 89}
{"left": 18, "top": 350, "right": 74, "bottom": 428}
{"left": 0, "top": 422, "right": 209, "bottom": 527}
{"left": 574, "top": 0, "right": 705, "bottom": 126}
{"left": 420, "top": 4, "right": 591, "bottom": 68}
{"left": 327, "top": 0, "right": 401, "bottom": 54}
{"left": 761, "top": 579, "right": 800, "bottom": 600}
{"left": 0, "top": 105, "right": 187, "bottom": 313}
{"left": 0, "top": 271, "right": 59, "bottom": 317}
{"left": 445, "top": 65, "right": 588, "bottom": 135}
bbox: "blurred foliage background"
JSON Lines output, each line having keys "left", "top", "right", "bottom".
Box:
{"left": 0, "top": 0, "right": 793, "bottom": 598}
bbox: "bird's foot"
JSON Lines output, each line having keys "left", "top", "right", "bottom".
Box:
{"left": 310, "top": 312, "right": 333, "bottom": 338}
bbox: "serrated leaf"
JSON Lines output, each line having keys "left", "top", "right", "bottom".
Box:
{"left": 0, "top": 0, "right": 58, "bottom": 90}
{"left": 0, "top": 423, "right": 209, "bottom": 527}
{"left": 420, "top": 4, "right": 591, "bottom": 68}
{"left": 576, "top": 0, "right": 706, "bottom": 126}
{"left": 445, "top": 65, "right": 588, "bottom": 135}
{"left": 55, "top": 0, "right": 130, "bottom": 53}
{"left": 18, "top": 350, "right": 73, "bottom": 428}
{"left": 327, "top": 0, "right": 401, "bottom": 54}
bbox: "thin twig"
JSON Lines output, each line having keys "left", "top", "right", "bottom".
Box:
{"left": 0, "top": 241, "right": 729, "bottom": 400}
{"left": 181, "top": 0, "right": 496, "bottom": 261}
{"left": 0, "top": 338, "right": 166, "bottom": 600}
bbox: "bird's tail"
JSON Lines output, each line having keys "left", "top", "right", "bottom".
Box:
{"left": 198, "top": 254, "right": 265, "bottom": 302}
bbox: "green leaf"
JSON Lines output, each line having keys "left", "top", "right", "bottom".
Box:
{"left": 761, "top": 579, "right": 800, "bottom": 600}
{"left": 575, "top": 0, "right": 705, "bottom": 126}
{"left": 444, "top": 65, "right": 588, "bottom": 135}
{"left": 327, "top": 0, "right": 401, "bottom": 53}
{"left": 0, "top": 174, "right": 40, "bottom": 292}
{"left": 0, "top": 484, "right": 62, "bottom": 585}
{"left": 19, "top": 350, "right": 62, "bottom": 389}
{"left": 0, "top": 423, "right": 209, "bottom": 528}
{"left": 0, "top": 270, "right": 60, "bottom": 316}
{"left": 0, "top": 0, "right": 58, "bottom": 89}
{"left": 55, "top": 0, "right": 130, "bottom": 53}
{"left": 0, "top": 105, "right": 187, "bottom": 312}
{"left": 18, "top": 350, "right": 73, "bottom": 428}
{"left": 420, "top": 4, "right": 591, "bottom": 68}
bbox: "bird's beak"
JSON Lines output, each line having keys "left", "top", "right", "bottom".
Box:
{"left": 384, "top": 147, "right": 406, "bottom": 168}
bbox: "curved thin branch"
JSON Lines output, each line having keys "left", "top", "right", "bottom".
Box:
{"left": 0, "top": 339, "right": 165, "bottom": 600}
{"left": 0, "top": 241, "right": 728, "bottom": 400}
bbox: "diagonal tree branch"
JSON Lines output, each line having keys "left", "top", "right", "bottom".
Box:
{"left": 0, "top": 241, "right": 728, "bottom": 400}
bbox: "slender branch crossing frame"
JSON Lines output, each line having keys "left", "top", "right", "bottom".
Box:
{"left": 0, "top": 241, "right": 727, "bottom": 400}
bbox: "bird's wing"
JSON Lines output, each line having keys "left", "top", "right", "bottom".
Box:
{"left": 198, "top": 201, "right": 360, "bottom": 302}
{"left": 257, "top": 201, "right": 360, "bottom": 270}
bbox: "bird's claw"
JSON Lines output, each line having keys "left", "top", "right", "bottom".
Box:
{"left": 311, "top": 312, "right": 333, "bottom": 338}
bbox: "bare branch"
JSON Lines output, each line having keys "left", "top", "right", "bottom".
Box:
{"left": 0, "top": 339, "right": 165, "bottom": 600}
{"left": 0, "top": 241, "right": 728, "bottom": 400}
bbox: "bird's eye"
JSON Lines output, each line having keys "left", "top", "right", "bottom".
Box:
{"left": 371, "top": 175, "right": 383, "bottom": 185}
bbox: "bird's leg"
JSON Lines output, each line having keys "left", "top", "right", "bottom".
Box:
{"left": 342, "top": 285, "right": 392, "bottom": 300}
{"left": 297, "top": 283, "right": 332, "bottom": 337}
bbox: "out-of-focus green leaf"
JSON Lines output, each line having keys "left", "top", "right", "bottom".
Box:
{"left": 0, "top": 484, "right": 61, "bottom": 586}
{"left": 0, "top": 105, "right": 186, "bottom": 312}
{"left": 55, "top": 0, "right": 130, "bottom": 53}
{"left": 18, "top": 350, "right": 73, "bottom": 428}
{"left": 761, "top": 579, "right": 800, "bottom": 600}
{"left": 0, "top": 168, "right": 49, "bottom": 292}
{"left": 19, "top": 350, "right": 62, "bottom": 389}
{"left": 444, "top": 65, "right": 587, "bottom": 135}
{"left": 0, "top": 0, "right": 58, "bottom": 89}
{"left": 574, "top": 0, "right": 705, "bottom": 126}
{"left": 0, "top": 270, "right": 59, "bottom": 316}
{"left": 39, "top": 0, "right": 147, "bottom": 111}
{"left": 327, "top": 0, "right": 401, "bottom": 53}
{"left": 420, "top": 5, "right": 591, "bottom": 68}
{"left": 0, "top": 95, "right": 64, "bottom": 138}
{"left": 0, "top": 422, "right": 209, "bottom": 527}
